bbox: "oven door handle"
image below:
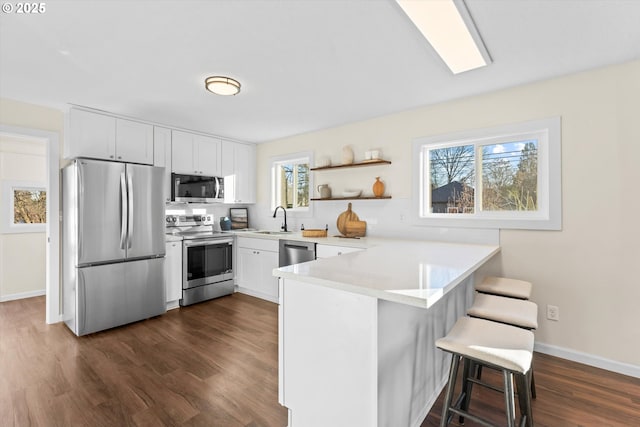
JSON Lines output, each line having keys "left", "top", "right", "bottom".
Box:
{"left": 183, "top": 238, "right": 233, "bottom": 247}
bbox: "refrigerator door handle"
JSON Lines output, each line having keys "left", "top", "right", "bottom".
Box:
{"left": 78, "top": 162, "right": 84, "bottom": 257}
{"left": 127, "top": 171, "right": 134, "bottom": 249}
{"left": 120, "top": 171, "right": 128, "bottom": 250}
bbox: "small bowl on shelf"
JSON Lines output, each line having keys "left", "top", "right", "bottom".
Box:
{"left": 342, "top": 189, "right": 361, "bottom": 198}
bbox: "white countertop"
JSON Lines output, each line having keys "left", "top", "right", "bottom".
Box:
{"left": 228, "top": 229, "right": 376, "bottom": 249}
{"left": 273, "top": 240, "right": 500, "bottom": 309}
{"left": 165, "top": 234, "right": 183, "bottom": 242}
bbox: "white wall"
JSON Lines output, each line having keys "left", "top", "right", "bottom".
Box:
{"left": 0, "top": 136, "right": 47, "bottom": 299}
{"left": 255, "top": 60, "right": 640, "bottom": 368}
{"left": 0, "top": 98, "right": 64, "bottom": 316}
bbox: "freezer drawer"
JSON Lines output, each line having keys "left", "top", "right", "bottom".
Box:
{"left": 76, "top": 258, "right": 166, "bottom": 335}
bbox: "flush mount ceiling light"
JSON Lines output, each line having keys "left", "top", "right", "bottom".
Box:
{"left": 205, "top": 76, "right": 241, "bottom": 96}
{"left": 395, "top": 0, "right": 491, "bottom": 74}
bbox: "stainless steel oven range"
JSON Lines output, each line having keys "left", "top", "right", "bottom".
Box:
{"left": 166, "top": 214, "right": 234, "bottom": 306}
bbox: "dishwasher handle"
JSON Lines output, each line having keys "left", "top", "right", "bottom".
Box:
{"left": 283, "top": 243, "right": 314, "bottom": 251}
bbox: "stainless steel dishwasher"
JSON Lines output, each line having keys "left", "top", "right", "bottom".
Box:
{"left": 279, "top": 240, "right": 316, "bottom": 267}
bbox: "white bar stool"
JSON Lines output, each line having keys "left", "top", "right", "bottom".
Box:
{"left": 467, "top": 292, "right": 538, "bottom": 398}
{"left": 436, "top": 317, "right": 534, "bottom": 427}
{"left": 468, "top": 293, "right": 538, "bottom": 330}
{"left": 476, "top": 276, "right": 532, "bottom": 300}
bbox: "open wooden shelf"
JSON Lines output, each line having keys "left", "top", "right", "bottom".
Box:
{"left": 310, "top": 159, "right": 391, "bottom": 171}
{"left": 311, "top": 196, "right": 392, "bottom": 201}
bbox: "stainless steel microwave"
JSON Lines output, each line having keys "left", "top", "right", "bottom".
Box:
{"left": 171, "top": 173, "right": 224, "bottom": 203}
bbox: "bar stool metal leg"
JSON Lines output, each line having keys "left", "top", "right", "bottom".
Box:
{"left": 503, "top": 371, "right": 516, "bottom": 427}
{"left": 440, "top": 355, "right": 461, "bottom": 427}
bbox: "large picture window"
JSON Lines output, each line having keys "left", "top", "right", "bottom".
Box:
{"left": 413, "top": 117, "right": 561, "bottom": 230}
{"left": 271, "top": 153, "right": 312, "bottom": 212}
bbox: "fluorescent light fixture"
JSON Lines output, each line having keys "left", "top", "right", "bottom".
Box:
{"left": 205, "top": 76, "right": 241, "bottom": 96}
{"left": 396, "top": 0, "right": 491, "bottom": 74}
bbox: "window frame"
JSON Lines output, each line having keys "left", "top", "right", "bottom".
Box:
{"left": 2, "top": 180, "right": 47, "bottom": 234}
{"left": 270, "top": 151, "right": 314, "bottom": 216}
{"left": 412, "top": 117, "right": 561, "bottom": 230}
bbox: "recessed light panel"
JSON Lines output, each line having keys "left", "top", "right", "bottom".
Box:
{"left": 396, "top": 0, "right": 491, "bottom": 74}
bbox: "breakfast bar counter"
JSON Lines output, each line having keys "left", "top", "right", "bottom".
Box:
{"left": 273, "top": 240, "right": 500, "bottom": 427}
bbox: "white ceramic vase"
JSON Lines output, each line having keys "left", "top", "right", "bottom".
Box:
{"left": 342, "top": 146, "right": 354, "bottom": 164}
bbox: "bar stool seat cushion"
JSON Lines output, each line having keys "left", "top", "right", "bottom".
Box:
{"left": 476, "top": 276, "right": 532, "bottom": 300}
{"left": 468, "top": 293, "right": 538, "bottom": 329}
{"left": 436, "top": 317, "right": 534, "bottom": 374}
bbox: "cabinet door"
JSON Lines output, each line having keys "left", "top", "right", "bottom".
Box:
{"left": 171, "top": 130, "right": 196, "bottom": 173}
{"left": 222, "top": 141, "right": 256, "bottom": 204}
{"left": 196, "top": 135, "right": 221, "bottom": 176}
{"left": 165, "top": 241, "right": 182, "bottom": 304}
{"left": 235, "top": 143, "right": 256, "bottom": 203}
{"left": 222, "top": 141, "right": 236, "bottom": 203}
{"left": 258, "top": 250, "right": 279, "bottom": 299}
{"left": 69, "top": 109, "right": 116, "bottom": 160}
{"left": 236, "top": 247, "right": 279, "bottom": 301}
{"left": 221, "top": 140, "right": 234, "bottom": 178}
{"left": 153, "top": 127, "right": 172, "bottom": 202}
{"left": 116, "top": 119, "right": 154, "bottom": 164}
{"left": 237, "top": 247, "right": 259, "bottom": 289}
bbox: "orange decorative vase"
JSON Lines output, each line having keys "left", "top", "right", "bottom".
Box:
{"left": 372, "top": 177, "right": 385, "bottom": 197}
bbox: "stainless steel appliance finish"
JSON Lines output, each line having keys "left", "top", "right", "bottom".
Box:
{"left": 166, "top": 215, "right": 234, "bottom": 306}
{"left": 62, "top": 159, "right": 166, "bottom": 336}
{"left": 171, "top": 173, "right": 224, "bottom": 203}
{"left": 279, "top": 240, "right": 316, "bottom": 267}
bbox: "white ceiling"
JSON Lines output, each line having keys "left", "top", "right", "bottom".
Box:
{"left": 1, "top": 0, "right": 639, "bottom": 143}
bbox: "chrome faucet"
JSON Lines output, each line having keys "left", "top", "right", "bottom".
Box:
{"left": 273, "top": 206, "right": 288, "bottom": 232}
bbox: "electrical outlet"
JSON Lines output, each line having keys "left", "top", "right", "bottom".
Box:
{"left": 547, "top": 305, "right": 560, "bottom": 321}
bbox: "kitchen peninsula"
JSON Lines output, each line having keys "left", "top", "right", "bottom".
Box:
{"left": 273, "top": 240, "right": 500, "bottom": 427}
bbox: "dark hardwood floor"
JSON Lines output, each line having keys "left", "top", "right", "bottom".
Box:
{"left": 0, "top": 294, "right": 287, "bottom": 427}
{"left": 2, "top": 295, "right": 639, "bottom": 427}
{"left": 421, "top": 351, "right": 640, "bottom": 427}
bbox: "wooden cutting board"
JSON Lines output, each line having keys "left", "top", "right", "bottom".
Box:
{"left": 336, "top": 203, "right": 360, "bottom": 236}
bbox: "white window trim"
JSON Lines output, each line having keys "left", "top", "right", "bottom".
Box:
{"left": 2, "top": 180, "right": 47, "bottom": 234}
{"left": 412, "top": 117, "right": 561, "bottom": 230}
{"left": 270, "top": 151, "right": 314, "bottom": 217}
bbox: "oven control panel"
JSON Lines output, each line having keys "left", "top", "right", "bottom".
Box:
{"left": 165, "top": 214, "right": 214, "bottom": 227}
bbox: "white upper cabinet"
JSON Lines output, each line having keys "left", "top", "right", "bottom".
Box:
{"left": 67, "top": 109, "right": 116, "bottom": 160}
{"left": 153, "top": 126, "right": 172, "bottom": 202}
{"left": 67, "top": 108, "right": 153, "bottom": 164}
{"left": 116, "top": 118, "right": 154, "bottom": 164}
{"left": 222, "top": 140, "right": 256, "bottom": 204}
{"left": 171, "top": 130, "right": 221, "bottom": 176}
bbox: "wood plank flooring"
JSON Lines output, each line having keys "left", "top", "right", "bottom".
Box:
{"left": 2, "top": 295, "right": 639, "bottom": 426}
{"left": 421, "top": 351, "right": 640, "bottom": 427}
{"left": 0, "top": 294, "right": 287, "bottom": 427}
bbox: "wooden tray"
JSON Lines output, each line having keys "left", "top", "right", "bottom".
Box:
{"left": 302, "top": 229, "right": 328, "bottom": 237}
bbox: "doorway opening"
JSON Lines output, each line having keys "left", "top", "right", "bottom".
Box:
{"left": 0, "top": 125, "right": 60, "bottom": 324}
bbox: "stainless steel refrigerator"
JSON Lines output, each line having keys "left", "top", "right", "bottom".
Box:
{"left": 62, "top": 158, "right": 166, "bottom": 336}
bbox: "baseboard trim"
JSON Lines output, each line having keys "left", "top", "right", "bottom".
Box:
{"left": 411, "top": 376, "right": 448, "bottom": 427}
{"left": 0, "top": 289, "right": 46, "bottom": 302}
{"left": 235, "top": 287, "right": 278, "bottom": 303}
{"left": 535, "top": 341, "right": 640, "bottom": 379}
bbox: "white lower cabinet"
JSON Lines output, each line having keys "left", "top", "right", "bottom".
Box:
{"left": 165, "top": 240, "right": 182, "bottom": 309}
{"left": 236, "top": 237, "right": 279, "bottom": 302}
